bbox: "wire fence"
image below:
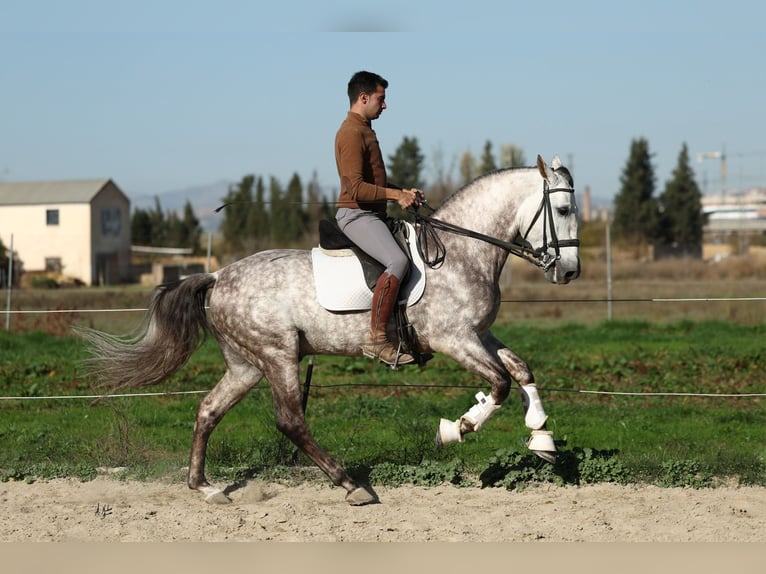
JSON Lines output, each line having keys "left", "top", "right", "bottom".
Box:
{"left": 1, "top": 299, "right": 764, "bottom": 402}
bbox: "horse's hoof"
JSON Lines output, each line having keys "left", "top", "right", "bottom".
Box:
{"left": 345, "top": 486, "right": 378, "bottom": 506}
{"left": 528, "top": 429, "right": 557, "bottom": 464}
{"left": 533, "top": 449, "right": 557, "bottom": 464}
{"left": 435, "top": 418, "right": 462, "bottom": 449}
{"left": 199, "top": 485, "right": 232, "bottom": 505}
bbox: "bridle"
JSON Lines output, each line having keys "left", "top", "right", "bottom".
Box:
{"left": 411, "top": 179, "right": 579, "bottom": 272}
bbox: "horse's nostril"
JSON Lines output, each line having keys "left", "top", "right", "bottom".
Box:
{"left": 564, "top": 260, "right": 581, "bottom": 281}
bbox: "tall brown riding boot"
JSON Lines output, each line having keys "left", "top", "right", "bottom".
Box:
{"left": 361, "top": 272, "right": 415, "bottom": 366}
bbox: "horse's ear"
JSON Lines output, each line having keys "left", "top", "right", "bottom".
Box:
{"left": 537, "top": 154, "right": 553, "bottom": 181}
{"left": 551, "top": 155, "right": 562, "bottom": 170}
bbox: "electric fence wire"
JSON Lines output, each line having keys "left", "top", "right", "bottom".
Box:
{"left": 1, "top": 300, "right": 763, "bottom": 401}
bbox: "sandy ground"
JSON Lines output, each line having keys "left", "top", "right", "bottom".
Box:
{"left": 1, "top": 476, "right": 764, "bottom": 542}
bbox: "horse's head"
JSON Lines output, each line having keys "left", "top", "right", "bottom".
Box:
{"left": 517, "top": 155, "right": 580, "bottom": 284}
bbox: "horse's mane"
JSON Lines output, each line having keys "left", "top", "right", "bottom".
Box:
{"left": 435, "top": 165, "right": 536, "bottom": 213}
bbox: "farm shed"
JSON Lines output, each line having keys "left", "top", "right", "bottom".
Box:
{"left": 0, "top": 179, "right": 131, "bottom": 286}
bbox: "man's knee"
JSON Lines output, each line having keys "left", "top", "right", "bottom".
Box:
{"left": 387, "top": 256, "right": 409, "bottom": 281}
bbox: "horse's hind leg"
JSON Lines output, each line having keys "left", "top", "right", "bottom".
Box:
{"left": 188, "top": 355, "right": 263, "bottom": 504}
{"left": 264, "top": 351, "right": 378, "bottom": 506}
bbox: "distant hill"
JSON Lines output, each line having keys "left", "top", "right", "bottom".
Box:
{"left": 128, "top": 180, "right": 232, "bottom": 233}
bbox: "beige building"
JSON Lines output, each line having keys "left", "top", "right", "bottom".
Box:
{"left": 0, "top": 179, "right": 131, "bottom": 285}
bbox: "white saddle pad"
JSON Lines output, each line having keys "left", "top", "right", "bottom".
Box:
{"left": 311, "top": 221, "right": 427, "bottom": 311}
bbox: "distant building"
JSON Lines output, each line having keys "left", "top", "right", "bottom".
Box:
{"left": 702, "top": 188, "right": 766, "bottom": 234}
{"left": 0, "top": 179, "right": 131, "bottom": 285}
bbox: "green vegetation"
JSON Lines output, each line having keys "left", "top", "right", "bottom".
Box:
{"left": 1, "top": 320, "right": 763, "bottom": 489}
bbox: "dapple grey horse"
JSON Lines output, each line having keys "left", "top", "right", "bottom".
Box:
{"left": 79, "top": 155, "right": 580, "bottom": 505}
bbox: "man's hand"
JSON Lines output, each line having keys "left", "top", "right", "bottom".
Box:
{"left": 397, "top": 188, "right": 425, "bottom": 209}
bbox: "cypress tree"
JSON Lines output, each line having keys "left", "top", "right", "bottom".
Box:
{"left": 284, "top": 173, "right": 305, "bottom": 243}
{"left": 180, "top": 200, "right": 203, "bottom": 253}
{"left": 149, "top": 196, "right": 167, "bottom": 246}
{"left": 658, "top": 143, "right": 706, "bottom": 252}
{"left": 388, "top": 136, "right": 425, "bottom": 189}
{"left": 500, "top": 144, "right": 526, "bottom": 168}
{"left": 612, "top": 138, "right": 660, "bottom": 249}
{"left": 220, "top": 175, "right": 255, "bottom": 254}
{"left": 269, "top": 177, "right": 287, "bottom": 244}
{"left": 479, "top": 140, "right": 498, "bottom": 175}
{"left": 245, "top": 175, "right": 269, "bottom": 244}
{"left": 305, "top": 171, "right": 324, "bottom": 244}
{"left": 459, "top": 151, "right": 476, "bottom": 186}
{"left": 131, "top": 208, "right": 153, "bottom": 245}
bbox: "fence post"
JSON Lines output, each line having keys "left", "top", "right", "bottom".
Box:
{"left": 606, "top": 223, "right": 612, "bottom": 321}
{"left": 5, "top": 234, "right": 13, "bottom": 331}
{"left": 205, "top": 232, "right": 212, "bottom": 273}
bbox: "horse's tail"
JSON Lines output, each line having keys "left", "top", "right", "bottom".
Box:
{"left": 77, "top": 273, "right": 217, "bottom": 391}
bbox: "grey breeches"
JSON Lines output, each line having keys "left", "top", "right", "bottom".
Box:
{"left": 336, "top": 207, "right": 408, "bottom": 281}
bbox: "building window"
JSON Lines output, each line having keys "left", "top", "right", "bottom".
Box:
{"left": 101, "top": 207, "right": 122, "bottom": 237}
{"left": 46, "top": 209, "right": 60, "bottom": 226}
{"left": 45, "top": 258, "right": 62, "bottom": 273}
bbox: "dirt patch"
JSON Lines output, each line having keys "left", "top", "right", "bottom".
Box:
{"left": 1, "top": 477, "right": 763, "bottom": 542}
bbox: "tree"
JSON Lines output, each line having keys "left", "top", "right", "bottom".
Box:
{"left": 387, "top": 136, "right": 425, "bottom": 189}
{"left": 131, "top": 197, "right": 202, "bottom": 252}
{"left": 243, "top": 175, "right": 269, "bottom": 245}
{"left": 459, "top": 151, "right": 476, "bottom": 186}
{"left": 658, "top": 143, "right": 706, "bottom": 250}
{"left": 500, "top": 144, "right": 526, "bottom": 168}
{"left": 220, "top": 175, "right": 255, "bottom": 254}
{"left": 148, "top": 197, "right": 167, "bottom": 246}
{"left": 479, "top": 140, "right": 497, "bottom": 175}
{"left": 305, "top": 171, "right": 326, "bottom": 244}
{"left": 283, "top": 173, "right": 305, "bottom": 243}
{"left": 131, "top": 208, "right": 153, "bottom": 245}
{"left": 427, "top": 143, "right": 457, "bottom": 207}
{"left": 269, "top": 176, "right": 288, "bottom": 244}
{"left": 612, "top": 138, "right": 660, "bottom": 249}
{"left": 178, "top": 200, "right": 203, "bottom": 253}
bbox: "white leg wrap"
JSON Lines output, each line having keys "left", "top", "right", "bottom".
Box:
{"left": 521, "top": 384, "right": 548, "bottom": 430}
{"left": 436, "top": 392, "right": 500, "bottom": 447}
{"left": 461, "top": 391, "right": 500, "bottom": 432}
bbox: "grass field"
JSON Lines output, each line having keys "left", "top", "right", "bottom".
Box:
{"left": 0, "top": 255, "right": 764, "bottom": 488}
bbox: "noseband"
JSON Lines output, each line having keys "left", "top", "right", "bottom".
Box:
{"left": 412, "top": 179, "right": 579, "bottom": 271}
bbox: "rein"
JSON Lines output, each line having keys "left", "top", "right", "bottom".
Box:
{"left": 410, "top": 180, "right": 578, "bottom": 271}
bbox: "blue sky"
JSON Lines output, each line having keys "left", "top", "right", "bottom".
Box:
{"left": 2, "top": 0, "right": 765, "bottom": 208}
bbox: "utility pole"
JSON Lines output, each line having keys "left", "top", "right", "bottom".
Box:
{"left": 696, "top": 146, "right": 727, "bottom": 200}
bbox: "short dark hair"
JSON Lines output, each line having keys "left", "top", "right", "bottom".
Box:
{"left": 347, "top": 71, "right": 388, "bottom": 106}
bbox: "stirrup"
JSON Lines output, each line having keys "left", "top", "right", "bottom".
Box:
{"left": 361, "top": 341, "right": 415, "bottom": 367}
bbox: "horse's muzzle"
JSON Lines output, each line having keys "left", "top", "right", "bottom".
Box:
{"left": 548, "top": 257, "right": 580, "bottom": 284}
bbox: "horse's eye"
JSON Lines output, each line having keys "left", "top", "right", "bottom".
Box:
{"left": 557, "top": 207, "right": 570, "bottom": 217}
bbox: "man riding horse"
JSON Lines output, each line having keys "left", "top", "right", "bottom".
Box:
{"left": 334, "top": 70, "right": 425, "bottom": 366}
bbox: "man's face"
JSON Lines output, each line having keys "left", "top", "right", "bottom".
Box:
{"left": 361, "top": 86, "right": 387, "bottom": 120}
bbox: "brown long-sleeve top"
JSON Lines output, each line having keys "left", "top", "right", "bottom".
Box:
{"left": 335, "top": 111, "right": 400, "bottom": 213}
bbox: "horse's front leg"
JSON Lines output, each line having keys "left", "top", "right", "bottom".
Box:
{"left": 434, "top": 334, "right": 513, "bottom": 447}
{"left": 435, "top": 332, "right": 556, "bottom": 463}
{"left": 483, "top": 331, "right": 556, "bottom": 463}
